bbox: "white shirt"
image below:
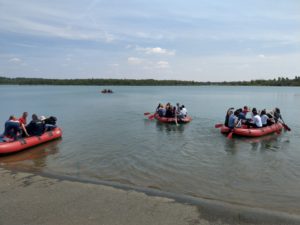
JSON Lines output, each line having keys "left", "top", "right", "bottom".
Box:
{"left": 253, "top": 115, "right": 262, "bottom": 127}
{"left": 261, "top": 114, "right": 269, "bottom": 125}
{"left": 180, "top": 108, "right": 187, "bottom": 117}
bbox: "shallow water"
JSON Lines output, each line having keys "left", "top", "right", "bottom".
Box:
{"left": 1, "top": 85, "right": 300, "bottom": 214}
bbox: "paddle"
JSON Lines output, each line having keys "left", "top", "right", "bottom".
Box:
{"left": 227, "top": 131, "right": 233, "bottom": 139}
{"left": 144, "top": 112, "right": 155, "bottom": 120}
{"left": 279, "top": 118, "right": 291, "bottom": 131}
{"left": 148, "top": 114, "right": 155, "bottom": 120}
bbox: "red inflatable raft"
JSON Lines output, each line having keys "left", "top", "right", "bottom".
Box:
{"left": 0, "top": 127, "right": 62, "bottom": 154}
{"left": 154, "top": 113, "right": 192, "bottom": 124}
{"left": 218, "top": 123, "right": 283, "bottom": 137}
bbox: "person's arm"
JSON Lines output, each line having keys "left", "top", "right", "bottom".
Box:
{"left": 21, "top": 123, "right": 29, "bottom": 136}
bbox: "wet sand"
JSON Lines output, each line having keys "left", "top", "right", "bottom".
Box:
{"left": 0, "top": 168, "right": 299, "bottom": 225}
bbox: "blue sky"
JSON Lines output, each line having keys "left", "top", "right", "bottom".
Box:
{"left": 0, "top": 0, "right": 299, "bottom": 81}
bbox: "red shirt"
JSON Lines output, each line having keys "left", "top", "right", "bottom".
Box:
{"left": 18, "top": 117, "right": 26, "bottom": 125}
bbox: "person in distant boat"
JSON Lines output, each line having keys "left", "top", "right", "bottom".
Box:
{"left": 179, "top": 105, "right": 187, "bottom": 119}
{"left": 228, "top": 110, "right": 239, "bottom": 129}
{"left": 242, "top": 106, "right": 250, "bottom": 116}
{"left": 1, "top": 115, "right": 21, "bottom": 141}
{"left": 18, "top": 112, "right": 29, "bottom": 137}
{"left": 26, "top": 114, "right": 45, "bottom": 136}
{"left": 273, "top": 107, "right": 282, "bottom": 123}
{"left": 246, "top": 108, "right": 262, "bottom": 128}
{"left": 224, "top": 107, "right": 234, "bottom": 127}
{"left": 165, "top": 103, "right": 173, "bottom": 118}
{"left": 156, "top": 103, "right": 166, "bottom": 117}
{"left": 176, "top": 103, "right": 181, "bottom": 115}
{"left": 260, "top": 109, "right": 273, "bottom": 127}
{"left": 236, "top": 108, "right": 246, "bottom": 121}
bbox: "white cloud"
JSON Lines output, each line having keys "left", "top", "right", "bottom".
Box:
{"left": 137, "top": 47, "right": 175, "bottom": 56}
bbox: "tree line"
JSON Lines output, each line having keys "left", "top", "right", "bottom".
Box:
{"left": 0, "top": 76, "right": 300, "bottom": 86}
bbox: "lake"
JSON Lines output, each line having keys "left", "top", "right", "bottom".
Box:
{"left": 1, "top": 85, "right": 300, "bottom": 214}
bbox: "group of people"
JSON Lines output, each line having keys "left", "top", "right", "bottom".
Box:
{"left": 101, "top": 89, "right": 113, "bottom": 93}
{"left": 225, "top": 106, "right": 283, "bottom": 129}
{"left": 1, "top": 112, "right": 57, "bottom": 142}
{"left": 156, "top": 103, "right": 188, "bottom": 119}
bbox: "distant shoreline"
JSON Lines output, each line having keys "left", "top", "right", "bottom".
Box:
{"left": 1, "top": 76, "right": 300, "bottom": 86}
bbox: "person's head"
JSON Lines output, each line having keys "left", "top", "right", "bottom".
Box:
{"left": 176, "top": 103, "right": 180, "bottom": 107}
{"left": 32, "top": 114, "right": 38, "bottom": 121}
{"left": 22, "top": 112, "right": 28, "bottom": 118}
{"left": 252, "top": 108, "right": 258, "bottom": 115}
{"left": 261, "top": 109, "right": 266, "bottom": 115}
{"left": 243, "top": 106, "right": 249, "bottom": 112}
{"left": 238, "top": 108, "right": 242, "bottom": 113}
{"left": 275, "top": 107, "right": 280, "bottom": 113}
{"left": 9, "top": 115, "right": 16, "bottom": 120}
{"left": 182, "top": 105, "right": 185, "bottom": 108}
{"left": 234, "top": 110, "right": 239, "bottom": 116}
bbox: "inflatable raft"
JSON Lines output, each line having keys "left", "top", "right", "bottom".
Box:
{"left": 218, "top": 123, "right": 283, "bottom": 137}
{"left": 0, "top": 127, "right": 62, "bottom": 154}
{"left": 154, "top": 113, "right": 192, "bottom": 124}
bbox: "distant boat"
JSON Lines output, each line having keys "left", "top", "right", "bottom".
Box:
{"left": 101, "top": 89, "right": 113, "bottom": 94}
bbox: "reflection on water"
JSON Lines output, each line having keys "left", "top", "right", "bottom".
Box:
{"left": 155, "top": 121, "right": 187, "bottom": 133}
{"left": 0, "top": 139, "right": 61, "bottom": 172}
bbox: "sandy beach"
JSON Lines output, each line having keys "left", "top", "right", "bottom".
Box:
{"left": 1, "top": 168, "right": 299, "bottom": 225}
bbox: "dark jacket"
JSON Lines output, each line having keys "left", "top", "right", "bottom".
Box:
{"left": 26, "top": 120, "right": 45, "bottom": 136}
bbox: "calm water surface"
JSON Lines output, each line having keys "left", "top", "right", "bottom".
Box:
{"left": 1, "top": 85, "right": 300, "bottom": 214}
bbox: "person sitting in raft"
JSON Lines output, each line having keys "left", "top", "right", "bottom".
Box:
{"left": 246, "top": 108, "right": 262, "bottom": 128}
{"left": 156, "top": 103, "right": 166, "bottom": 117}
{"left": 179, "top": 105, "right": 188, "bottom": 119}
{"left": 228, "top": 110, "right": 239, "bottom": 129}
{"left": 260, "top": 109, "right": 273, "bottom": 127}
{"left": 224, "top": 107, "right": 234, "bottom": 127}
{"left": 18, "top": 112, "right": 30, "bottom": 137}
{"left": 1, "top": 115, "right": 21, "bottom": 142}
{"left": 165, "top": 103, "right": 173, "bottom": 118}
{"left": 273, "top": 107, "right": 282, "bottom": 123}
{"left": 26, "top": 114, "right": 45, "bottom": 136}
{"left": 176, "top": 103, "right": 181, "bottom": 115}
{"left": 242, "top": 106, "right": 250, "bottom": 116}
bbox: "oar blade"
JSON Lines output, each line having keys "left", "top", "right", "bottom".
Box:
{"left": 283, "top": 123, "right": 291, "bottom": 131}
{"left": 215, "top": 123, "right": 223, "bottom": 128}
{"left": 148, "top": 114, "right": 155, "bottom": 120}
{"left": 227, "top": 132, "right": 233, "bottom": 139}
{"left": 144, "top": 112, "right": 151, "bottom": 115}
